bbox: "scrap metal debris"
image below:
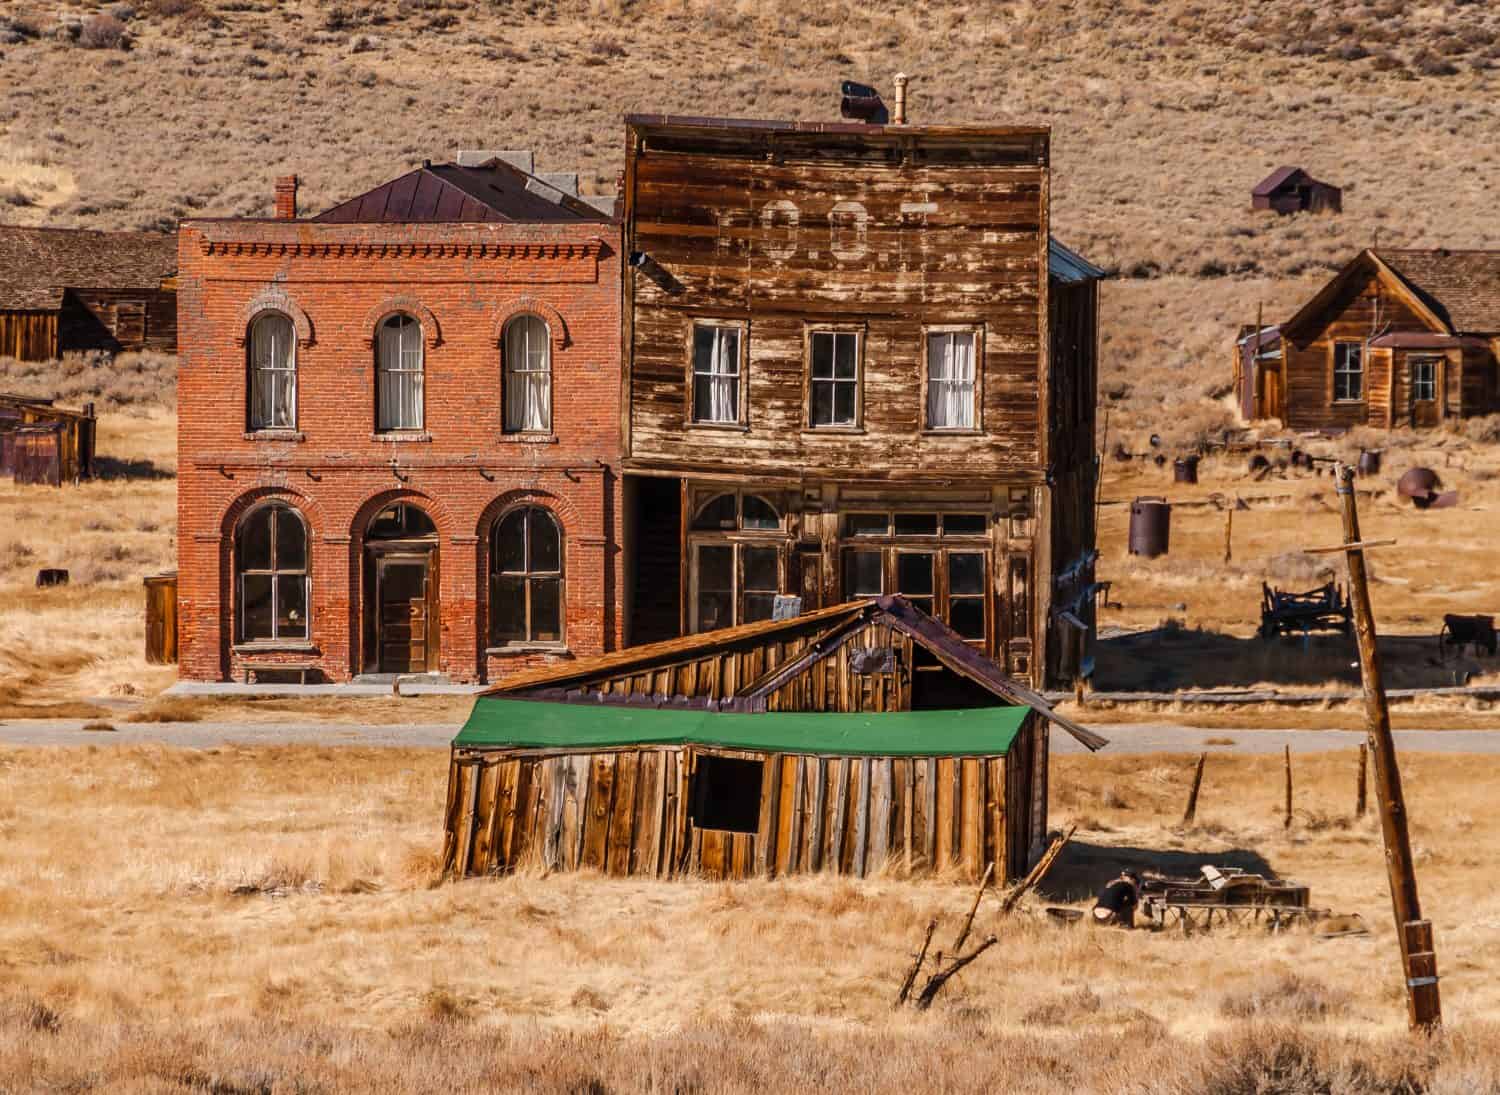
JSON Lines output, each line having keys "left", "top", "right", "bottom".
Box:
{"left": 1398, "top": 467, "right": 1459, "bottom": 510}
{"left": 1140, "top": 866, "right": 1321, "bottom": 934}
{"left": 1259, "top": 581, "right": 1353, "bottom": 640}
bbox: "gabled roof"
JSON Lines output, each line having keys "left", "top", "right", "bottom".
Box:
{"left": 313, "top": 160, "right": 613, "bottom": 225}
{"left": 1280, "top": 249, "right": 1452, "bottom": 343}
{"left": 481, "top": 595, "right": 1107, "bottom": 751}
{"left": 0, "top": 225, "right": 177, "bottom": 312}
{"left": 1252, "top": 166, "right": 1308, "bottom": 197}
{"left": 1048, "top": 237, "right": 1105, "bottom": 283}
{"left": 1281, "top": 248, "right": 1500, "bottom": 342}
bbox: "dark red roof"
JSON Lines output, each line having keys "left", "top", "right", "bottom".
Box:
{"left": 1252, "top": 166, "right": 1309, "bottom": 197}
{"left": 313, "top": 161, "right": 611, "bottom": 225}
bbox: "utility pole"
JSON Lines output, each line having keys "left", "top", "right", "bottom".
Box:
{"left": 1322, "top": 463, "right": 1440, "bottom": 1030}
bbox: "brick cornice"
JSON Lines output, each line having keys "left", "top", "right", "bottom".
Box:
{"left": 198, "top": 239, "right": 607, "bottom": 260}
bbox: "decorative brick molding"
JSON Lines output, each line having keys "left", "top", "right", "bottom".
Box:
{"left": 475, "top": 487, "right": 583, "bottom": 539}
{"left": 349, "top": 485, "right": 456, "bottom": 540}
{"left": 493, "top": 296, "right": 571, "bottom": 349}
{"left": 361, "top": 296, "right": 442, "bottom": 347}
{"left": 234, "top": 287, "right": 315, "bottom": 347}
{"left": 215, "top": 484, "right": 329, "bottom": 540}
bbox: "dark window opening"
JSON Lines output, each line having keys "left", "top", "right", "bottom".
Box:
{"left": 690, "top": 755, "right": 764, "bottom": 834}
{"left": 910, "top": 647, "right": 999, "bottom": 710}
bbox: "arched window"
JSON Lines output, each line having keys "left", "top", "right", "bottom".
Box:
{"left": 491, "top": 506, "right": 563, "bottom": 645}
{"left": 248, "top": 312, "right": 296, "bottom": 431}
{"left": 376, "top": 313, "right": 424, "bottom": 431}
{"left": 503, "top": 315, "right": 551, "bottom": 433}
{"left": 236, "top": 503, "right": 309, "bottom": 643}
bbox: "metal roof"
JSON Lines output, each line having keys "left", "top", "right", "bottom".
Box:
{"left": 1048, "top": 237, "right": 1105, "bottom": 283}
{"left": 313, "top": 160, "right": 613, "bottom": 225}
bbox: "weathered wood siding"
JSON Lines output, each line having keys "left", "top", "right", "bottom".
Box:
{"left": 1046, "top": 277, "right": 1097, "bottom": 678}
{"left": 0, "top": 310, "right": 58, "bottom": 360}
{"left": 442, "top": 730, "right": 1034, "bottom": 882}
{"left": 625, "top": 125, "right": 1049, "bottom": 480}
{"left": 60, "top": 288, "right": 177, "bottom": 355}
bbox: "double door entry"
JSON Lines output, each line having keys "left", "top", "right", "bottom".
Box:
{"left": 370, "top": 550, "right": 437, "bottom": 674}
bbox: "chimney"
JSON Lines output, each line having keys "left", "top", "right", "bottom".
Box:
{"left": 274, "top": 175, "right": 299, "bottom": 220}
{"left": 892, "top": 73, "right": 909, "bottom": 125}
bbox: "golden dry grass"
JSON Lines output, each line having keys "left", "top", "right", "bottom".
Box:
{"left": 1, "top": 744, "right": 1499, "bottom": 1090}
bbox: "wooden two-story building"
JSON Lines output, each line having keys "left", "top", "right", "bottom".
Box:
{"left": 619, "top": 116, "right": 1102, "bottom": 689}
{"left": 1268, "top": 249, "right": 1500, "bottom": 429}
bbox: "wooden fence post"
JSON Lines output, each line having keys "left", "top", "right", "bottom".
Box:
{"left": 1356, "top": 743, "right": 1368, "bottom": 818}
{"left": 1183, "top": 752, "right": 1206, "bottom": 824}
{"left": 1283, "top": 744, "right": 1293, "bottom": 829}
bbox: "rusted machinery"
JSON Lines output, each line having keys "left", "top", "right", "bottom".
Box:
{"left": 1141, "top": 865, "right": 1319, "bottom": 933}
{"left": 1259, "top": 581, "right": 1353, "bottom": 640}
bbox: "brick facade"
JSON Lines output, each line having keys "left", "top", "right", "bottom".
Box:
{"left": 176, "top": 216, "right": 622, "bottom": 683}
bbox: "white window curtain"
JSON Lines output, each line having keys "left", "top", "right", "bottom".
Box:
{"left": 692, "top": 325, "right": 740, "bottom": 423}
{"left": 377, "top": 314, "right": 424, "bottom": 430}
{"left": 249, "top": 313, "right": 296, "bottom": 430}
{"left": 926, "top": 332, "right": 976, "bottom": 429}
{"left": 504, "top": 315, "right": 551, "bottom": 432}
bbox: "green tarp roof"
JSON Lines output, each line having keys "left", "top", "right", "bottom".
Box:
{"left": 455, "top": 698, "right": 1030, "bottom": 757}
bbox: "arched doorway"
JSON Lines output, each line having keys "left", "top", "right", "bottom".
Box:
{"left": 363, "top": 501, "right": 439, "bottom": 673}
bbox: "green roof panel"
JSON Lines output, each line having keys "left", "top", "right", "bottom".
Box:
{"left": 454, "top": 698, "right": 1030, "bottom": 757}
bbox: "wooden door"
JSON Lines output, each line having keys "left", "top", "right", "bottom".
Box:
{"left": 1259, "top": 365, "right": 1284, "bottom": 421}
{"left": 377, "top": 556, "right": 432, "bottom": 673}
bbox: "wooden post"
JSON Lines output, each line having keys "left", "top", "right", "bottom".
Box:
{"left": 1356, "top": 743, "right": 1368, "bottom": 818}
{"left": 1332, "top": 462, "right": 1441, "bottom": 1030}
{"left": 1283, "top": 744, "right": 1293, "bottom": 829}
{"left": 1182, "top": 752, "right": 1206, "bottom": 824}
{"left": 1223, "top": 505, "right": 1234, "bottom": 565}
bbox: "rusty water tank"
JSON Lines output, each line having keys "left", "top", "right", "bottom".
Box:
{"left": 1398, "top": 467, "right": 1441, "bottom": 507}
{"left": 1173, "top": 455, "right": 1200, "bottom": 484}
{"left": 1128, "top": 497, "right": 1171, "bottom": 557}
{"left": 1358, "top": 449, "right": 1382, "bottom": 476}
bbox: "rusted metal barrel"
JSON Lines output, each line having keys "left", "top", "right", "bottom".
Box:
{"left": 1358, "top": 449, "right": 1382, "bottom": 476}
{"left": 1128, "top": 497, "right": 1171, "bottom": 557}
{"left": 1398, "top": 467, "right": 1441, "bottom": 505}
{"left": 1174, "top": 455, "right": 1200, "bottom": 484}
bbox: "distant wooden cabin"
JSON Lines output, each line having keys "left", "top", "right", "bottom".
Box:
{"left": 1273, "top": 249, "right": 1500, "bottom": 430}
{"left": 0, "top": 225, "right": 177, "bottom": 360}
{"left": 1252, "top": 167, "right": 1342, "bottom": 215}
{"left": 0, "top": 394, "right": 96, "bottom": 484}
{"left": 441, "top": 595, "right": 1107, "bottom": 884}
{"left": 1234, "top": 324, "right": 1283, "bottom": 421}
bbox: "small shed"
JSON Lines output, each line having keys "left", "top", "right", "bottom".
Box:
{"left": 0, "top": 225, "right": 177, "bottom": 360}
{"left": 441, "top": 595, "right": 1106, "bottom": 883}
{"left": 1252, "top": 167, "right": 1342, "bottom": 215}
{"left": 1234, "top": 323, "right": 1283, "bottom": 421}
{"left": 0, "top": 394, "right": 95, "bottom": 483}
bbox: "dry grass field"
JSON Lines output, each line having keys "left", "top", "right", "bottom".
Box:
{"left": 1, "top": 743, "right": 1498, "bottom": 1090}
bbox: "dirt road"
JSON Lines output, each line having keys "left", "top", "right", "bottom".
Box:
{"left": 4, "top": 718, "right": 1500, "bottom": 754}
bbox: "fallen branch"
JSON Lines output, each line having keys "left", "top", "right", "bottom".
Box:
{"left": 999, "top": 825, "right": 1076, "bottom": 916}
{"left": 914, "top": 936, "right": 998, "bottom": 1010}
{"left": 894, "top": 918, "right": 937, "bottom": 1009}
{"left": 950, "top": 862, "right": 994, "bottom": 955}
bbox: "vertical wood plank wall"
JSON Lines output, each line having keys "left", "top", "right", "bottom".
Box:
{"left": 444, "top": 732, "right": 1032, "bottom": 883}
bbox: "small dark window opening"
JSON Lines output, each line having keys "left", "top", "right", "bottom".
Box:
{"left": 690, "top": 755, "right": 764, "bottom": 834}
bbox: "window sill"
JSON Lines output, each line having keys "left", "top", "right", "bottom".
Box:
{"left": 801, "top": 427, "right": 866, "bottom": 436}
{"left": 497, "top": 433, "right": 558, "bottom": 444}
{"left": 244, "top": 430, "right": 305, "bottom": 442}
{"left": 1331, "top": 400, "right": 1366, "bottom": 407}
{"left": 486, "top": 645, "right": 572, "bottom": 657}
{"left": 920, "top": 428, "right": 983, "bottom": 437}
{"left": 687, "top": 422, "right": 750, "bottom": 433}
{"left": 370, "top": 431, "right": 432, "bottom": 443}
{"left": 232, "top": 642, "right": 318, "bottom": 654}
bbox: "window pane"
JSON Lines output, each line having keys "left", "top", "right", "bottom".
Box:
{"left": 696, "top": 592, "right": 734, "bottom": 633}
{"left": 949, "top": 597, "right": 985, "bottom": 640}
{"left": 845, "top": 550, "right": 883, "bottom": 597}
{"left": 495, "top": 511, "right": 526, "bottom": 572}
{"left": 692, "top": 325, "right": 717, "bottom": 373}
{"left": 742, "top": 546, "right": 778, "bottom": 592}
{"left": 897, "top": 552, "right": 934, "bottom": 596}
{"left": 742, "top": 495, "right": 780, "bottom": 530}
{"left": 274, "top": 509, "right": 306, "bottom": 570}
{"left": 693, "top": 494, "right": 737, "bottom": 531}
{"left": 811, "top": 380, "right": 834, "bottom": 426}
{"left": 845, "top": 513, "right": 889, "bottom": 537}
{"left": 242, "top": 574, "right": 274, "bottom": 640}
{"left": 530, "top": 577, "right": 562, "bottom": 642}
{"left": 834, "top": 332, "right": 857, "bottom": 379}
{"left": 905, "top": 597, "right": 935, "bottom": 617}
{"left": 949, "top": 552, "right": 985, "bottom": 595}
{"left": 717, "top": 329, "right": 740, "bottom": 376}
{"left": 698, "top": 545, "right": 734, "bottom": 592}
{"left": 504, "top": 316, "right": 551, "bottom": 433}
{"left": 692, "top": 373, "right": 715, "bottom": 422}
{"left": 528, "top": 509, "right": 561, "bottom": 572}
{"left": 833, "top": 381, "right": 855, "bottom": 425}
{"left": 492, "top": 575, "right": 526, "bottom": 640}
{"left": 811, "top": 331, "right": 833, "bottom": 378}
{"left": 742, "top": 593, "right": 776, "bottom": 623}
{"left": 277, "top": 575, "right": 308, "bottom": 639}
{"left": 238, "top": 509, "right": 272, "bottom": 570}
{"left": 943, "top": 513, "right": 987, "bottom": 536}
{"left": 894, "top": 513, "right": 938, "bottom": 536}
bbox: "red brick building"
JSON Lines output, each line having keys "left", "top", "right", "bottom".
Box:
{"left": 176, "top": 154, "right": 622, "bottom": 683}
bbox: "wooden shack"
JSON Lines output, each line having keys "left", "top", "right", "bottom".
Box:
{"left": 442, "top": 595, "right": 1106, "bottom": 883}
{"left": 0, "top": 225, "right": 177, "bottom": 360}
{"left": 1234, "top": 324, "right": 1283, "bottom": 421}
{"left": 0, "top": 394, "right": 95, "bottom": 483}
{"left": 619, "top": 115, "right": 1103, "bottom": 692}
{"left": 1251, "top": 167, "right": 1342, "bottom": 215}
{"left": 1275, "top": 249, "right": 1500, "bottom": 429}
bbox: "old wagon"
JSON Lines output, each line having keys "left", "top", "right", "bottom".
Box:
{"left": 441, "top": 595, "right": 1107, "bottom": 883}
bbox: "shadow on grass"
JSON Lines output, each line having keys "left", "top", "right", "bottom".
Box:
{"left": 1037, "top": 838, "right": 1277, "bottom": 903}
{"left": 93, "top": 456, "right": 175, "bottom": 481}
